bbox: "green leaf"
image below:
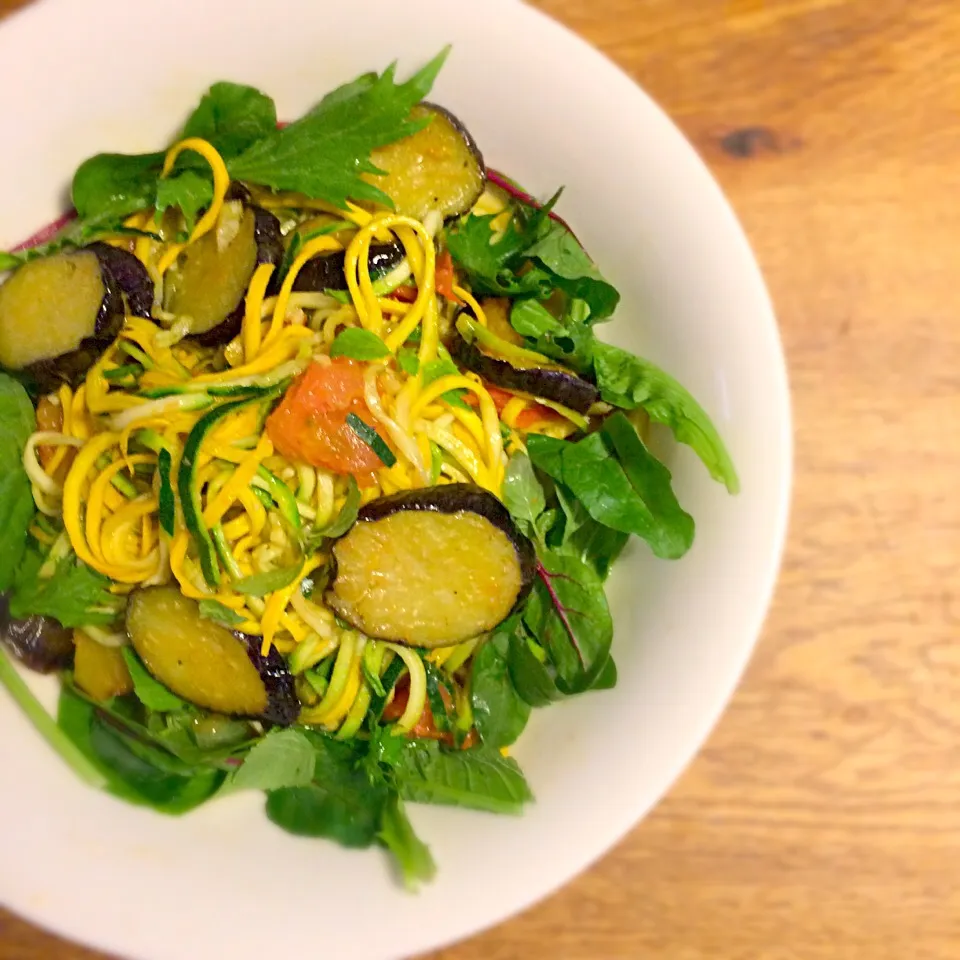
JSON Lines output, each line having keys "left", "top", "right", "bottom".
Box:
{"left": 420, "top": 354, "right": 471, "bottom": 409}
{"left": 330, "top": 327, "right": 391, "bottom": 361}
{"left": 266, "top": 733, "right": 388, "bottom": 847}
{"left": 391, "top": 740, "right": 533, "bottom": 815}
{"left": 312, "top": 476, "right": 361, "bottom": 543}
{"left": 231, "top": 558, "right": 304, "bottom": 597}
{"left": 510, "top": 298, "right": 595, "bottom": 373}
{"left": 0, "top": 251, "right": 21, "bottom": 270}
{"left": 527, "top": 426, "right": 694, "bottom": 560}
{"left": 0, "top": 648, "right": 107, "bottom": 788}
{"left": 592, "top": 340, "right": 740, "bottom": 493}
{"left": 121, "top": 648, "right": 188, "bottom": 713}
{"left": 523, "top": 548, "right": 613, "bottom": 694}
{"left": 396, "top": 348, "right": 419, "bottom": 376}
{"left": 506, "top": 626, "right": 561, "bottom": 707}
{"left": 224, "top": 728, "right": 316, "bottom": 794}
{"left": 555, "top": 484, "right": 629, "bottom": 581}
{"left": 229, "top": 49, "right": 449, "bottom": 208}
{"left": 154, "top": 169, "right": 213, "bottom": 234}
{"left": 501, "top": 452, "right": 546, "bottom": 538}
{"left": 71, "top": 151, "right": 165, "bottom": 221}
{"left": 198, "top": 599, "right": 246, "bottom": 627}
{"left": 181, "top": 82, "right": 278, "bottom": 159}
{"left": 525, "top": 222, "right": 620, "bottom": 320}
{"left": 378, "top": 793, "right": 436, "bottom": 891}
{"left": 10, "top": 548, "right": 119, "bottom": 628}
{"left": 57, "top": 687, "right": 223, "bottom": 813}
{"left": 157, "top": 447, "right": 175, "bottom": 537}
{"left": 470, "top": 620, "right": 531, "bottom": 748}
{"left": 0, "top": 374, "right": 36, "bottom": 591}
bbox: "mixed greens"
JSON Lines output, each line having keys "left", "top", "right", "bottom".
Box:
{"left": 0, "top": 47, "right": 737, "bottom": 889}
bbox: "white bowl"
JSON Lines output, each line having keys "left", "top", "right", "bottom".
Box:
{"left": 0, "top": 1, "right": 791, "bottom": 957}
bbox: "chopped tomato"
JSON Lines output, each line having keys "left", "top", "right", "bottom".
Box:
{"left": 35, "top": 395, "right": 63, "bottom": 470}
{"left": 465, "top": 383, "right": 565, "bottom": 431}
{"left": 434, "top": 250, "right": 462, "bottom": 304}
{"left": 266, "top": 358, "right": 386, "bottom": 479}
{"left": 388, "top": 284, "right": 418, "bottom": 303}
{"left": 382, "top": 677, "right": 477, "bottom": 748}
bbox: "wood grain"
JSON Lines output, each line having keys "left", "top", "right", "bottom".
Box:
{"left": 2, "top": 0, "right": 959, "bottom": 957}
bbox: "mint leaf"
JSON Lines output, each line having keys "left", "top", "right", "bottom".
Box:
{"left": 182, "top": 82, "right": 278, "bottom": 159}
{"left": 121, "top": 647, "right": 188, "bottom": 713}
{"left": 10, "top": 549, "right": 118, "bottom": 628}
{"left": 330, "top": 327, "right": 391, "bottom": 361}
{"left": 592, "top": 341, "right": 740, "bottom": 493}
{"left": 0, "top": 374, "right": 36, "bottom": 590}
{"left": 224, "top": 728, "right": 316, "bottom": 794}
{"left": 229, "top": 48, "right": 450, "bottom": 208}
{"left": 71, "top": 151, "right": 165, "bottom": 221}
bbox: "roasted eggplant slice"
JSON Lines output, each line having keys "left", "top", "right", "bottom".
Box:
{"left": 126, "top": 586, "right": 298, "bottom": 725}
{"left": 328, "top": 484, "right": 535, "bottom": 648}
{"left": 292, "top": 242, "right": 405, "bottom": 293}
{"left": 0, "top": 601, "right": 74, "bottom": 674}
{"left": 84, "top": 242, "right": 154, "bottom": 317}
{"left": 364, "top": 104, "right": 485, "bottom": 221}
{"left": 0, "top": 249, "right": 123, "bottom": 389}
{"left": 162, "top": 200, "right": 283, "bottom": 345}
{"left": 73, "top": 631, "right": 133, "bottom": 701}
{"left": 450, "top": 314, "right": 599, "bottom": 415}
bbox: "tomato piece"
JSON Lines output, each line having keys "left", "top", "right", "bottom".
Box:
{"left": 434, "top": 250, "right": 462, "bottom": 304}
{"left": 266, "top": 358, "right": 386, "bottom": 478}
{"left": 389, "top": 284, "right": 418, "bottom": 304}
{"left": 382, "top": 676, "right": 476, "bottom": 747}
{"left": 465, "top": 383, "right": 564, "bottom": 430}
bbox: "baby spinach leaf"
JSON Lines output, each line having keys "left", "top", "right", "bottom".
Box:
{"left": 330, "top": 327, "right": 391, "bottom": 361}
{"left": 523, "top": 549, "right": 613, "bottom": 694}
{"left": 229, "top": 48, "right": 449, "bottom": 209}
{"left": 266, "top": 734, "right": 388, "bottom": 847}
{"left": 470, "top": 621, "right": 531, "bottom": 748}
{"left": 224, "top": 728, "right": 316, "bottom": 794}
{"left": 391, "top": 740, "right": 533, "bottom": 815}
{"left": 592, "top": 340, "right": 740, "bottom": 493}
{"left": 10, "top": 548, "right": 119, "bottom": 628}
{"left": 506, "top": 625, "right": 560, "bottom": 707}
{"left": 121, "top": 648, "right": 188, "bottom": 713}
{"left": 181, "top": 82, "right": 278, "bottom": 159}
{"left": 0, "top": 374, "right": 36, "bottom": 591}
{"left": 527, "top": 424, "right": 694, "bottom": 560}
{"left": 377, "top": 793, "right": 436, "bottom": 892}
{"left": 501, "top": 452, "right": 546, "bottom": 537}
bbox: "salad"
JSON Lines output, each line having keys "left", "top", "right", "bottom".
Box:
{"left": 0, "top": 48, "right": 738, "bottom": 888}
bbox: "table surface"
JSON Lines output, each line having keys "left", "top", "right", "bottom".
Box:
{"left": 1, "top": 0, "right": 958, "bottom": 957}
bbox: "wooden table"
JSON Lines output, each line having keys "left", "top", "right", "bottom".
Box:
{"left": 2, "top": 0, "right": 958, "bottom": 957}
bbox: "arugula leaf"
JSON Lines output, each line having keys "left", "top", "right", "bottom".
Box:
{"left": 470, "top": 621, "right": 531, "bottom": 748}
{"left": 71, "top": 151, "right": 165, "bottom": 221}
{"left": 525, "top": 222, "right": 619, "bottom": 320}
{"left": 330, "top": 327, "right": 391, "bottom": 361}
{"left": 510, "top": 298, "right": 595, "bottom": 372}
{"left": 527, "top": 424, "right": 694, "bottom": 560}
{"left": 198, "top": 599, "right": 245, "bottom": 628}
{"left": 501, "top": 452, "right": 546, "bottom": 538}
{"left": 154, "top": 170, "right": 213, "bottom": 235}
{"left": 377, "top": 793, "right": 436, "bottom": 892}
{"left": 0, "top": 374, "right": 36, "bottom": 591}
{"left": 10, "top": 548, "right": 119, "bottom": 628}
{"left": 523, "top": 549, "right": 613, "bottom": 694}
{"left": 224, "top": 728, "right": 316, "bottom": 794}
{"left": 391, "top": 740, "right": 533, "bottom": 815}
{"left": 592, "top": 341, "right": 740, "bottom": 493}
{"left": 181, "top": 82, "right": 278, "bottom": 159}
{"left": 229, "top": 49, "right": 449, "bottom": 208}
{"left": 121, "top": 648, "right": 188, "bottom": 713}
{"left": 266, "top": 733, "right": 388, "bottom": 847}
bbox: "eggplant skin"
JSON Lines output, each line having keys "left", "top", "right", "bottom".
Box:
{"left": 450, "top": 328, "right": 600, "bottom": 415}
{"left": 0, "top": 598, "right": 73, "bottom": 674}
{"left": 330, "top": 484, "right": 536, "bottom": 647}
{"left": 237, "top": 631, "right": 299, "bottom": 727}
{"left": 85, "top": 242, "right": 154, "bottom": 318}
{"left": 291, "top": 242, "right": 405, "bottom": 293}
